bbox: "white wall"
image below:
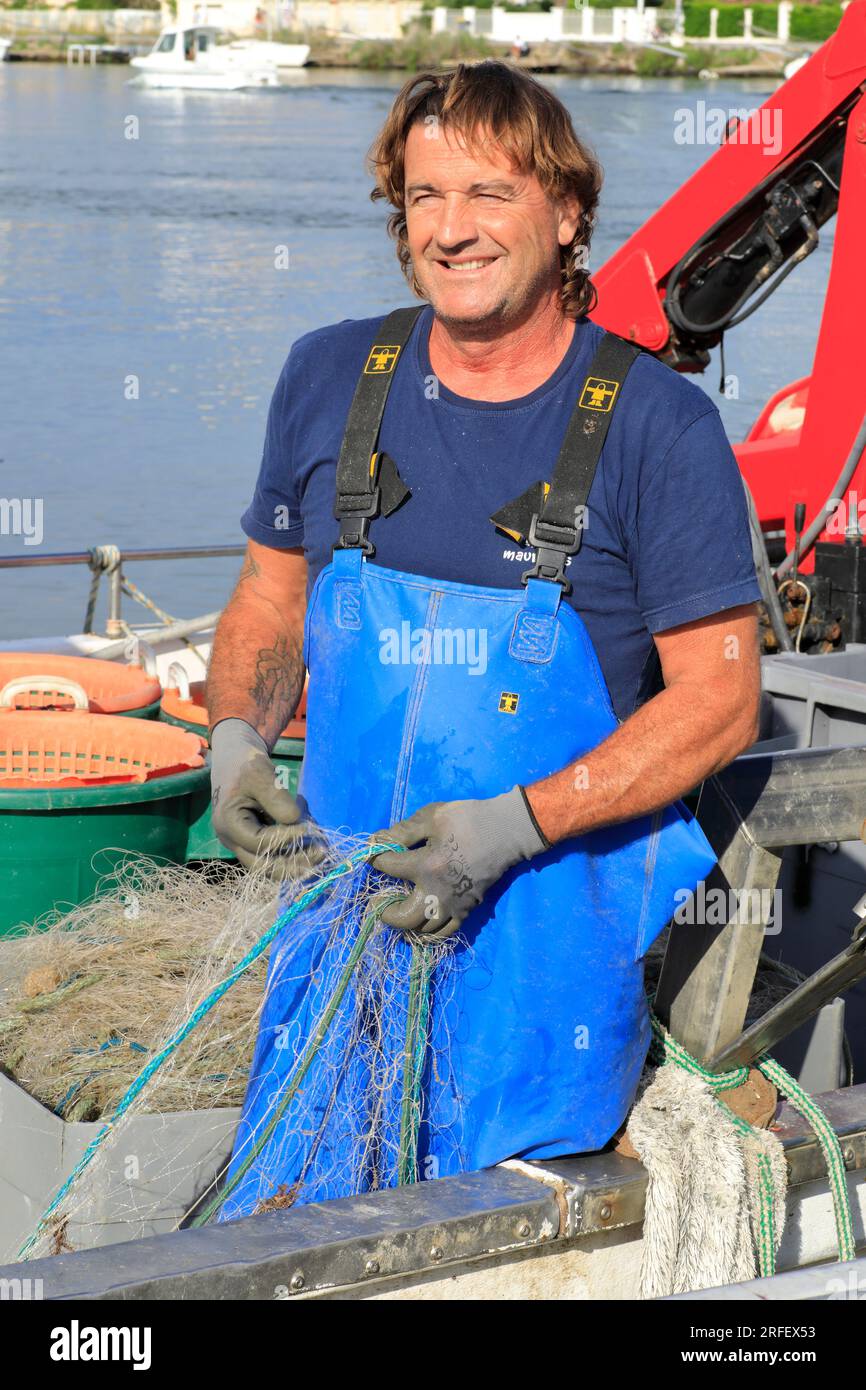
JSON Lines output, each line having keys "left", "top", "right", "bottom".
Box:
{"left": 432, "top": 5, "right": 658, "bottom": 46}
{"left": 175, "top": 0, "right": 424, "bottom": 38}
{"left": 0, "top": 7, "right": 160, "bottom": 37}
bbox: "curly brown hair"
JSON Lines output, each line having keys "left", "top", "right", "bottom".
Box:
{"left": 368, "top": 61, "right": 602, "bottom": 319}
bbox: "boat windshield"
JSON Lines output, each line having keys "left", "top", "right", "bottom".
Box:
{"left": 154, "top": 32, "right": 176, "bottom": 53}
{"left": 179, "top": 29, "right": 213, "bottom": 58}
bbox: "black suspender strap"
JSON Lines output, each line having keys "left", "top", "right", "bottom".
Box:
{"left": 490, "top": 331, "right": 641, "bottom": 593}
{"left": 334, "top": 305, "right": 425, "bottom": 554}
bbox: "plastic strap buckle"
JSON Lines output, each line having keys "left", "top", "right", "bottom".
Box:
{"left": 335, "top": 487, "right": 381, "bottom": 555}
{"left": 521, "top": 513, "right": 578, "bottom": 593}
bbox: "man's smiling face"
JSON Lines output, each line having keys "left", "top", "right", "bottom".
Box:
{"left": 403, "top": 121, "right": 579, "bottom": 331}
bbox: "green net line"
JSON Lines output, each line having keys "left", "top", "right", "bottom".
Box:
{"left": 398, "top": 943, "right": 434, "bottom": 1186}
{"left": 758, "top": 1054, "right": 855, "bottom": 1263}
{"left": 650, "top": 1010, "right": 855, "bottom": 1273}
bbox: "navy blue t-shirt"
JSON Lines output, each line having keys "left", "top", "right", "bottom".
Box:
{"left": 241, "top": 308, "right": 760, "bottom": 722}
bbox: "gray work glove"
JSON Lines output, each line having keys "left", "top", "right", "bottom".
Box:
{"left": 372, "top": 786, "right": 550, "bottom": 941}
{"left": 209, "top": 718, "right": 323, "bottom": 879}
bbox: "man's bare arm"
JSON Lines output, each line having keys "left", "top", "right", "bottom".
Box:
{"left": 207, "top": 539, "right": 308, "bottom": 749}
{"left": 525, "top": 604, "right": 761, "bottom": 845}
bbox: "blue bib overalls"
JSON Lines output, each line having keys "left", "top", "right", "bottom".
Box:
{"left": 220, "top": 311, "right": 716, "bottom": 1219}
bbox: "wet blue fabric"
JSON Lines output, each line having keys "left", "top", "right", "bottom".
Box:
{"left": 221, "top": 551, "right": 717, "bottom": 1217}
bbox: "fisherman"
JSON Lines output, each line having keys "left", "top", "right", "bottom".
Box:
{"left": 206, "top": 62, "right": 761, "bottom": 1197}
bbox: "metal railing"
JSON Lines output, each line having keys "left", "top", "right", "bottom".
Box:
{"left": 0, "top": 544, "right": 244, "bottom": 640}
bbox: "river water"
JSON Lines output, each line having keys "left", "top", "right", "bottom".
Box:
{"left": 0, "top": 62, "right": 832, "bottom": 638}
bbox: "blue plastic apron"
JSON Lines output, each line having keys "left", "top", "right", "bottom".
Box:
{"left": 220, "top": 315, "right": 716, "bottom": 1220}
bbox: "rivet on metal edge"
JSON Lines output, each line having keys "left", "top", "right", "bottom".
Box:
{"left": 517, "top": 1221, "right": 531, "bottom": 1238}
{"left": 290, "top": 1272, "right": 305, "bottom": 1292}
{"left": 429, "top": 1244, "right": 444, "bottom": 1262}
{"left": 599, "top": 1204, "right": 612, "bottom": 1222}
{"left": 365, "top": 1259, "right": 380, "bottom": 1276}
{"left": 844, "top": 1148, "right": 855, "bottom": 1166}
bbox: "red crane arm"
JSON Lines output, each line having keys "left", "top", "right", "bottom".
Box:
{"left": 590, "top": 2, "right": 866, "bottom": 567}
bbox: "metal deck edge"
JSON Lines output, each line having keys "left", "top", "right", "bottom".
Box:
{"left": 0, "top": 1166, "right": 560, "bottom": 1301}
{"left": 5, "top": 1083, "right": 866, "bottom": 1301}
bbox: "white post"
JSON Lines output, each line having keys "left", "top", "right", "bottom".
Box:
{"left": 709, "top": 6, "right": 718, "bottom": 40}
{"left": 743, "top": 5, "right": 752, "bottom": 39}
{"left": 777, "top": 0, "right": 792, "bottom": 41}
{"left": 581, "top": 4, "right": 593, "bottom": 39}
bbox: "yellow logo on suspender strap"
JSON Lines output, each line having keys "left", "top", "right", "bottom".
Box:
{"left": 579, "top": 376, "right": 620, "bottom": 412}
{"left": 364, "top": 344, "right": 402, "bottom": 375}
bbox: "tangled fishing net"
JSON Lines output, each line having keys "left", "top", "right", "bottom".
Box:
{"left": 3, "top": 849, "right": 836, "bottom": 1275}
{"left": 4, "top": 836, "right": 459, "bottom": 1263}
{"left": 0, "top": 858, "right": 277, "bottom": 1121}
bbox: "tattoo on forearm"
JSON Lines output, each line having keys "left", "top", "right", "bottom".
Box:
{"left": 238, "top": 553, "right": 261, "bottom": 584}
{"left": 249, "top": 634, "right": 304, "bottom": 726}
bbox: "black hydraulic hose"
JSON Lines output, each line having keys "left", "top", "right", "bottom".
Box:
{"left": 743, "top": 479, "right": 793, "bottom": 651}
{"left": 665, "top": 113, "right": 848, "bottom": 347}
{"left": 668, "top": 216, "right": 818, "bottom": 340}
{"left": 775, "top": 405, "right": 866, "bottom": 577}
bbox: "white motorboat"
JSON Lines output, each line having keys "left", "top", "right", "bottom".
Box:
{"left": 0, "top": 38, "right": 12, "bottom": 62}
{"left": 130, "top": 26, "right": 279, "bottom": 91}
{"left": 226, "top": 38, "right": 310, "bottom": 70}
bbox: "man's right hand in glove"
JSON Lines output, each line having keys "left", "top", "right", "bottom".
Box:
{"left": 209, "top": 718, "right": 323, "bottom": 878}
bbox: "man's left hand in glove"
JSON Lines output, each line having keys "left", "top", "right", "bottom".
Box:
{"left": 372, "top": 786, "right": 550, "bottom": 941}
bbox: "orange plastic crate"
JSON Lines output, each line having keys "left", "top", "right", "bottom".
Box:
{"left": 0, "top": 712, "right": 206, "bottom": 789}
{"left": 0, "top": 653, "right": 160, "bottom": 714}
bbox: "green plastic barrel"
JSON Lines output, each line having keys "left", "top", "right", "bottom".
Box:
{"left": 115, "top": 698, "right": 162, "bottom": 720}
{"left": 0, "top": 768, "right": 212, "bottom": 937}
{"left": 0, "top": 710, "right": 213, "bottom": 936}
